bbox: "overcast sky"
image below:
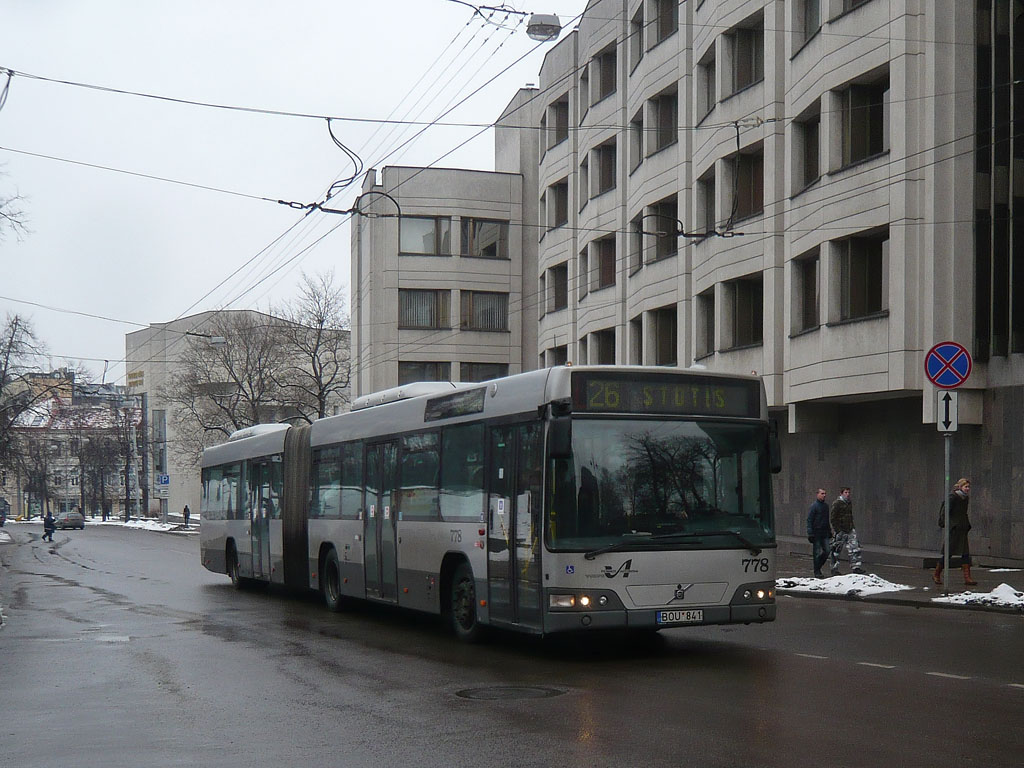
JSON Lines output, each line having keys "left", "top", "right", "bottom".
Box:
{"left": 0, "top": 0, "right": 585, "bottom": 384}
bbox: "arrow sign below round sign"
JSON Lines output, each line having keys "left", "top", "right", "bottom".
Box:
{"left": 924, "top": 341, "right": 972, "bottom": 389}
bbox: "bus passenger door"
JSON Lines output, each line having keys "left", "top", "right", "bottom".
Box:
{"left": 364, "top": 441, "right": 399, "bottom": 602}
{"left": 249, "top": 460, "right": 274, "bottom": 580}
{"left": 487, "top": 423, "right": 543, "bottom": 630}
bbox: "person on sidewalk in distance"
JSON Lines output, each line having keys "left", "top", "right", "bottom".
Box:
{"left": 183, "top": 504, "right": 191, "bottom": 528}
{"left": 829, "top": 486, "right": 864, "bottom": 575}
{"left": 933, "top": 477, "right": 977, "bottom": 586}
{"left": 42, "top": 510, "right": 56, "bottom": 542}
{"left": 806, "top": 488, "right": 831, "bottom": 578}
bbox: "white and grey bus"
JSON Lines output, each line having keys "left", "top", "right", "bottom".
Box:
{"left": 200, "top": 366, "right": 780, "bottom": 640}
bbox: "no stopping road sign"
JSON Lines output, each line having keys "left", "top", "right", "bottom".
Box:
{"left": 925, "top": 341, "right": 972, "bottom": 389}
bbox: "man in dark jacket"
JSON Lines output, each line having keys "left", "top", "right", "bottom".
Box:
{"left": 829, "top": 486, "right": 863, "bottom": 574}
{"left": 806, "top": 488, "right": 831, "bottom": 578}
{"left": 42, "top": 511, "right": 56, "bottom": 542}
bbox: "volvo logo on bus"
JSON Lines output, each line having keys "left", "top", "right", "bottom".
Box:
{"left": 673, "top": 583, "right": 694, "bottom": 601}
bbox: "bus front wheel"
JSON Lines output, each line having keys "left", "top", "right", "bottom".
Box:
{"left": 322, "top": 548, "right": 346, "bottom": 612}
{"left": 449, "top": 562, "right": 485, "bottom": 643}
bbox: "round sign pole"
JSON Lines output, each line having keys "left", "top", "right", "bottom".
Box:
{"left": 924, "top": 342, "right": 972, "bottom": 595}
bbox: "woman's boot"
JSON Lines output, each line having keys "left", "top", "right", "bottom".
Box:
{"left": 962, "top": 564, "right": 978, "bottom": 586}
{"left": 932, "top": 562, "right": 943, "bottom": 585}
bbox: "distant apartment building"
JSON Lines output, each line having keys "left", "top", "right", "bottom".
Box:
{"left": 125, "top": 310, "right": 350, "bottom": 519}
{"left": 350, "top": 1, "right": 1023, "bottom": 563}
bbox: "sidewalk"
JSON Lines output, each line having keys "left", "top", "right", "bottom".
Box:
{"left": 775, "top": 535, "right": 1024, "bottom": 614}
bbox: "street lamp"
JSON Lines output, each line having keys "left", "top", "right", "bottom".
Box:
{"left": 526, "top": 13, "right": 561, "bottom": 41}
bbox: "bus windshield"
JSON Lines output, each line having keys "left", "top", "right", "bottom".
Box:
{"left": 548, "top": 418, "right": 774, "bottom": 551}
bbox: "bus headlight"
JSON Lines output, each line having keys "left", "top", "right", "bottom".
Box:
{"left": 550, "top": 594, "right": 575, "bottom": 609}
{"left": 579, "top": 595, "right": 591, "bottom": 608}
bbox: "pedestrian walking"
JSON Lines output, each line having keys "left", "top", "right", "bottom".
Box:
{"left": 829, "top": 486, "right": 864, "bottom": 575}
{"left": 933, "top": 477, "right": 976, "bottom": 586}
{"left": 42, "top": 510, "right": 56, "bottom": 542}
{"left": 183, "top": 504, "right": 191, "bottom": 528}
{"left": 806, "top": 488, "right": 831, "bottom": 578}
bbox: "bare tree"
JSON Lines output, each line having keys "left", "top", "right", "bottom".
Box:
{"left": 161, "top": 311, "right": 292, "bottom": 465}
{"left": 0, "top": 314, "right": 47, "bottom": 466}
{"left": 274, "top": 271, "right": 351, "bottom": 422}
{"left": 0, "top": 166, "right": 29, "bottom": 242}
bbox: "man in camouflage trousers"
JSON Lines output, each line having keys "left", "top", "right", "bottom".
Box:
{"left": 829, "top": 486, "right": 863, "bottom": 575}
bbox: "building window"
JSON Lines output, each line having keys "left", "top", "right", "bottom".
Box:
{"left": 699, "top": 51, "right": 716, "bottom": 119}
{"left": 594, "top": 44, "right": 617, "bottom": 104}
{"left": 629, "top": 314, "right": 643, "bottom": 364}
{"left": 697, "top": 288, "right": 715, "bottom": 358}
{"left": 650, "top": 87, "right": 678, "bottom": 153}
{"left": 629, "top": 5, "right": 644, "bottom": 71}
{"left": 799, "top": 112, "right": 820, "bottom": 189}
{"left": 732, "top": 151, "right": 764, "bottom": 220}
{"left": 841, "top": 76, "right": 889, "bottom": 166}
{"left": 549, "top": 179, "right": 569, "bottom": 228}
{"left": 842, "top": 0, "right": 870, "bottom": 12}
{"left": 460, "top": 291, "right": 508, "bottom": 331}
{"left": 653, "top": 0, "right": 678, "bottom": 45}
{"left": 629, "top": 109, "right": 644, "bottom": 171}
{"left": 726, "top": 275, "right": 763, "bottom": 348}
{"left": 595, "top": 139, "right": 616, "bottom": 194}
{"left": 795, "top": 250, "right": 820, "bottom": 332}
{"left": 579, "top": 159, "right": 589, "bottom": 206}
{"left": 549, "top": 96, "right": 569, "bottom": 148}
{"left": 629, "top": 214, "right": 644, "bottom": 273}
{"left": 400, "top": 216, "right": 451, "bottom": 255}
{"left": 460, "top": 219, "right": 509, "bottom": 259}
{"left": 594, "top": 329, "right": 615, "bottom": 365}
{"left": 730, "top": 23, "right": 764, "bottom": 94}
{"left": 839, "top": 233, "right": 887, "bottom": 320}
{"left": 549, "top": 262, "right": 568, "bottom": 311}
{"left": 595, "top": 236, "right": 616, "bottom": 289}
{"left": 802, "top": 0, "right": 820, "bottom": 43}
{"left": 399, "top": 289, "right": 450, "bottom": 329}
{"left": 578, "top": 247, "right": 589, "bottom": 300}
{"left": 538, "top": 272, "right": 546, "bottom": 316}
{"left": 460, "top": 362, "right": 508, "bottom": 382}
{"left": 653, "top": 305, "right": 677, "bottom": 366}
{"left": 398, "top": 361, "right": 451, "bottom": 384}
{"left": 579, "top": 66, "right": 590, "bottom": 121}
{"left": 651, "top": 196, "right": 678, "bottom": 261}
{"left": 578, "top": 335, "right": 589, "bottom": 365}
{"left": 698, "top": 170, "right": 716, "bottom": 234}
{"left": 548, "top": 345, "right": 568, "bottom": 366}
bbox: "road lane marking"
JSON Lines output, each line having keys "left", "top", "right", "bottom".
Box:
{"left": 926, "top": 672, "right": 972, "bottom": 680}
{"left": 857, "top": 662, "right": 896, "bottom": 669}
{"left": 1008, "top": 683, "right": 1024, "bottom": 690}
{"left": 795, "top": 653, "right": 828, "bottom": 659}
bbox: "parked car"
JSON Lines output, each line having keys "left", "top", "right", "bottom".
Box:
{"left": 55, "top": 510, "right": 85, "bottom": 530}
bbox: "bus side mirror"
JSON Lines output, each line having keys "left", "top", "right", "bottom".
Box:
{"left": 550, "top": 418, "right": 572, "bottom": 459}
{"left": 768, "top": 420, "right": 782, "bottom": 474}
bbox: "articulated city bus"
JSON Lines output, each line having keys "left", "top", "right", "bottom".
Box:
{"left": 200, "top": 366, "right": 780, "bottom": 640}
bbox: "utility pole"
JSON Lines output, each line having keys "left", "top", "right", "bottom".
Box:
{"left": 140, "top": 392, "right": 150, "bottom": 519}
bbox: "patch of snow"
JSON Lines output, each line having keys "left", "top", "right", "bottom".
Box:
{"left": 987, "top": 568, "right": 1022, "bottom": 573}
{"left": 932, "top": 583, "right": 1024, "bottom": 610}
{"left": 0, "top": 530, "right": 12, "bottom": 544}
{"left": 776, "top": 572, "right": 913, "bottom": 596}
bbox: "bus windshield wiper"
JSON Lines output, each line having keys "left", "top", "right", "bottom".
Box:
{"left": 583, "top": 529, "right": 761, "bottom": 560}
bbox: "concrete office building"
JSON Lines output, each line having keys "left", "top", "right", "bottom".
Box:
{"left": 352, "top": 1, "right": 1023, "bottom": 563}
{"left": 350, "top": 166, "right": 534, "bottom": 397}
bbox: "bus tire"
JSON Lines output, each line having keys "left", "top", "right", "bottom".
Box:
{"left": 322, "top": 548, "right": 346, "bottom": 612}
{"left": 227, "top": 545, "right": 243, "bottom": 590}
{"left": 449, "top": 562, "right": 485, "bottom": 643}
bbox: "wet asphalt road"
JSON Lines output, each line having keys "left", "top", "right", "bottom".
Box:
{"left": 1, "top": 525, "right": 1022, "bottom": 768}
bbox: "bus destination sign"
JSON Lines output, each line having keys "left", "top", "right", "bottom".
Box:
{"left": 572, "top": 372, "right": 761, "bottom": 418}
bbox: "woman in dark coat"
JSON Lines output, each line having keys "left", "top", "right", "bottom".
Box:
{"left": 933, "top": 478, "right": 976, "bottom": 586}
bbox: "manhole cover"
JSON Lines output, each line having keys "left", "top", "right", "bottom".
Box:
{"left": 456, "top": 685, "right": 566, "bottom": 700}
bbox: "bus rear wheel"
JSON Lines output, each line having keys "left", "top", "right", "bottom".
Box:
{"left": 449, "top": 562, "right": 485, "bottom": 643}
{"left": 322, "top": 548, "right": 346, "bottom": 612}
